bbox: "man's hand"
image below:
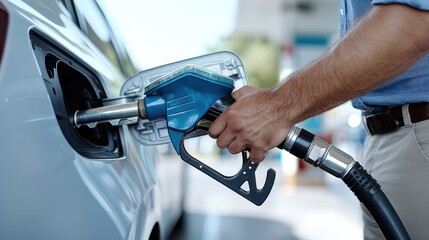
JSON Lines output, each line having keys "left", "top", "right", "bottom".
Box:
{"left": 208, "top": 86, "right": 292, "bottom": 163}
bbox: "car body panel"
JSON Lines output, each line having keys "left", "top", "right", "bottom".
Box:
{"left": 0, "top": 0, "right": 185, "bottom": 239}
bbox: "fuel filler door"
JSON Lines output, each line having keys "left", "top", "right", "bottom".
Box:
{"left": 117, "top": 51, "right": 248, "bottom": 146}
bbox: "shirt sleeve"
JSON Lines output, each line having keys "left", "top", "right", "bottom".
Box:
{"left": 372, "top": 0, "right": 429, "bottom": 10}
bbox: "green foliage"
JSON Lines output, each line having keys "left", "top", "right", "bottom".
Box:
{"left": 209, "top": 33, "right": 281, "bottom": 88}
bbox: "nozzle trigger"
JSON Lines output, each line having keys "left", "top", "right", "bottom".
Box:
{"left": 179, "top": 131, "right": 276, "bottom": 206}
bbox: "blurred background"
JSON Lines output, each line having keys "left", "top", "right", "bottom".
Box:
{"left": 97, "top": 0, "right": 366, "bottom": 239}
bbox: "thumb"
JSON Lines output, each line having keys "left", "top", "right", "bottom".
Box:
{"left": 231, "top": 85, "right": 258, "bottom": 100}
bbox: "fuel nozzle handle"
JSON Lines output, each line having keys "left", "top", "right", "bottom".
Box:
{"left": 280, "top": 126, "right": 410, "bottom": 240}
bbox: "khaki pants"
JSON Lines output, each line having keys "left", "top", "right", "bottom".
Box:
{"left": 361, "top": 105, "right": 429, "bottom": 240}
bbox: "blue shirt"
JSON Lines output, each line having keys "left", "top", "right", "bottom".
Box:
{"left": 339, "top": 0, "right": 429, "bottom": 112}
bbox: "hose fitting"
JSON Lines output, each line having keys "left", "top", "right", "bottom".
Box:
{"left": 284, "top": 126, "right": 355, "bottom": 178}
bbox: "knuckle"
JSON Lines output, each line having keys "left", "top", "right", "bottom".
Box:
{"left": 223, "top": 109, "right": 235, "bottom": 119}
{"left": 216, "top": 140, "right": 227, "bottom": 149}
{"left": 229, "top": 121, "right": 244, "bottom": 133}
{"left": 231, "top": 91, "right": 240, "bottom": 100}
{"left": 228, "top": 144, "right": 243, "bottom": 154}
{"left": 208, "top": 125, "right": 219, "bottom": 138}
{"left": 207, "top": 129, "right": 216, "bottom": 138}
{"left": 208, "top": 114, "right": 229, "bottom": 138}
{"left": 217, "top": 135, "right": 234, "bottom": 149}
{"left": 241, "top": 85, "right": 252, "bottom": 92}
{"left": 250, "top": 150, "right": 266, "bottom": 163}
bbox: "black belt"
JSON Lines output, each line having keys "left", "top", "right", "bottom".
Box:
{"left": 363, "top": 103, "right": 429, "bottom": 135}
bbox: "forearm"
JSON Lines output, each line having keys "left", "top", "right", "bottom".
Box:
{"left": 274, "top": 4, "right": 429, "bottom": 124}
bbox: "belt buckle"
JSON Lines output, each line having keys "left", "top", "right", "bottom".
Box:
{"left": 363, "top": 112, "right": 400, "bottom": 135}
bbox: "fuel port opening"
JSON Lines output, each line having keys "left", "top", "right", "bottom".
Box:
{"left": 30, "top": 32, "right": 124, "bottom": 159}
{"left": 46, "top": 58, "right": 123, "bottom": 159}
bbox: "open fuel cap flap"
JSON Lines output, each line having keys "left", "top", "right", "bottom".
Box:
{"left": 119, "top": 51, "right": 248, "bottom": 146}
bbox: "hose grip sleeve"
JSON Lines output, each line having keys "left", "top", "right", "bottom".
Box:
{"left": 343, "top": 163, "right": 410, "bottom": 240}
{"left": 279, "top": 127, "right": 314, "bottom": 159}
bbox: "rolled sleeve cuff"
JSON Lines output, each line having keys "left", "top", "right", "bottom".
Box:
{"left": 372, "top": 0, "right": 429, "bottom": 11}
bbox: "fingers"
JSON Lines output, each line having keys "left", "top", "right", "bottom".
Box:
{"left": 231, "top": 89, "right": 242, "bottom": 100}
{"left": 227, "top": 139, "right": 246, "bottom": 154}
{"left": 209, "top": 86, "right": 271, "bottom": 163}
{"left": 211, "top": 86, "right": 256, "bottom": 138}
{"left": 221, "top": 137, "right": 266, "bottom": 163}
{"left": 210, "top": 116, "right": 244, "bottom": 152}
{"left": 216, "top": 134, "right": 235, "bottom": 149}
{"left": 248, "top": 149, "right": 266, "bottom": 163}
{"left": 208, "top": 114, "right": 227, "bottom": 138}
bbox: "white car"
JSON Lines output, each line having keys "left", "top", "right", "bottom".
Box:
{"left": 0, "top": 0, "right": 186, "bottom": 239}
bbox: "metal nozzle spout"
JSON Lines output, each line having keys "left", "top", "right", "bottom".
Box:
{"left": 74, "top": 99, "right": 146, "bottom": 128}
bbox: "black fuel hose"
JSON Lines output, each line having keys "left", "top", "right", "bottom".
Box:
{"left": 281, "top": 126, "right": 410, "bottom": 240}
{"left": 343, "top": 163, "right": 409, "bottom": 240}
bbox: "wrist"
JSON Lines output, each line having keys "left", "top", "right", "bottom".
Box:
{"left": 271, "top": 77, "right": 305, "bottom": 125}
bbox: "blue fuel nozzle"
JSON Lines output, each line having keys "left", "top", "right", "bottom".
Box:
{"left": 143, "top": 65, "right": 235, "bottom": 153}
{"left": 144, "top": 65, "right": 276, "bottom": 205}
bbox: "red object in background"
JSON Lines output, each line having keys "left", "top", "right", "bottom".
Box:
{"left": 0, "top": 2, "right": 8, "bottom": 65}
{"left": 298, "top": 159, "right": 306, "bottom": 171}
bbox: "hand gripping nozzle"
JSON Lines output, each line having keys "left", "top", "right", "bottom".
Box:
{"left": 180, "top": 96, "right": 276, "bottom": 206}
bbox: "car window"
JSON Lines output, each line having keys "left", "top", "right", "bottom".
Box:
{"left": 69, "top": 0, "right": 122, "bottom": 71}
{"left": 95, "top": 0, "right": 138, "bottom": 76}
{"left": 59, "top": 0, "right": 136, "bottom": 77}
{"left": 59, "top": 0, "right": 79, "bottom": 28}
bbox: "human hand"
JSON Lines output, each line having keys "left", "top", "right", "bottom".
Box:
{"left": 208, "top": 86, "right": 292, "bottom": 163}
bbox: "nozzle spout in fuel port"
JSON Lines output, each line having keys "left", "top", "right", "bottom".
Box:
{"left": 74, "top": 99, "right": 147, "bottom": 128}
